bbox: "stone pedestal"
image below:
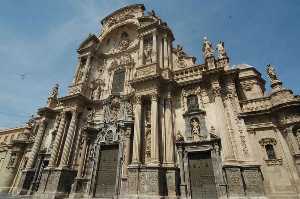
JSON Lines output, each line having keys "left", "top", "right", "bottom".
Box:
{"left": 163, "top": 167, "right": 179, "bottom": 198}
{"left": 242, "top": 167, "right": 265, "bottom": 197}
{"left": 35, "top": 167, "right": 76, "bottom": 199}
{"left": 223, "top": 165, "right": 265, "bottom": 198}
{"left": 224, "top": 166, "right": 245, "bottom": 197}
{"left": 127, "top": 165, "right": 179, "bottom": 199}
{"left": 68, "top": 178, "right": 89, "bottom": 199}
{"left": 16, "top": 169, "right": 35, "bottom": 195}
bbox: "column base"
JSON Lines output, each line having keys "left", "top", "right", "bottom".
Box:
{"left": 223, "top": 165, "right": 265, "bottom": 198}
{"left": 16, "top": 169, "right": 35, "bottom": 195}
{"left": 127, "top": 165, "right": 179, "bottom": 198}
{"left": 34, "top": 167, "right": 76, "bottom": 199}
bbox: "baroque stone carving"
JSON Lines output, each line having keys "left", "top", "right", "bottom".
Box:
{"left": 216, "top": 41, "right": 227, "bottom": 59}
{"left": 266, "top": 64, "right": 279, "bottom": 83}
{"left": 191, "top": 118, "right": 201, "bottom": 141}
{"left": 202, "top": 37, "right": 214, "bottom": 59}
{"left": 103, "top": 8, "right": 135, "bottom": 30}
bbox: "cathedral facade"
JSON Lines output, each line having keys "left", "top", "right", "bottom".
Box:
{"left": 4, "top": 4, "right": 300, "bottom": 199}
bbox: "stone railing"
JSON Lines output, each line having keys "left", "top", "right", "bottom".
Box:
{"left": 134, "top": 63, "right": 160, "bottom": 79}
{"left": 173, "top": 65, "right": 205, "bottom": 84}
{"left": 240, "top": 97, "right": 272, "bottom": 113}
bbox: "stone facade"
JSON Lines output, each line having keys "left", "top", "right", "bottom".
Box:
{"left": 2, "top": 4, "right": 300, "bottom": 199}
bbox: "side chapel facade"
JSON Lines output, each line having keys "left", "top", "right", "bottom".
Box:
{"left": 2, "top": 4, "right": 300, "bottom": 199}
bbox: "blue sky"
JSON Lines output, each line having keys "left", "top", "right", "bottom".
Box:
{"left": 0, "top": 0, "right": 299, "bottom": 128}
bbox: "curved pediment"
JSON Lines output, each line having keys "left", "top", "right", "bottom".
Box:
{"left": 99, "top": 23, "right": 139, "bottom": 55}
{"left": 77, "top": 34, "right": 99, "bottom": 53}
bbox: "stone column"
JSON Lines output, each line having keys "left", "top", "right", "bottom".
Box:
{"left": 153, "top": 31, "right": 157, "bottom": 63}
{"left": 150, "top": 94, "right": 160, "bottom": 165}
{"left": 168, "top": 38, "right": 172, "bottom": 70}
{"left": 59, "top": 110, "right": 78, "bottom": 167}
{"left": 163, "top": 34, "right": 168, "bottom": 68}
{"left": 82, "top": 54, "right": 91, "bottom": 82}
{"left": 123, "top": 127, "right": 132, "bottom": 177}
{"left": 26, "top": 118, "right": 47, "bottom": 169}
{"left": 48, "top": 112, "right": 66, "bottom": 168}
{"left": 212, "top": 80, "right": 235, "bottom": 160}
{"left": 76, "top": 132, "right": 87, "bottom": 178}
{"left": 164, "top": 94, "right": 174, "bottom": 165}
{"left": 132, "top": 96, "right": 142, "bottom": 165}
{"left": 139, "top": 38, "right": 144, "bottom": 66}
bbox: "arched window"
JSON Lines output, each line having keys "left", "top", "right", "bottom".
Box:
{"left": 265, "top": 144, "right": 276, "bottom": 160}
{"left": 187, "top": 95, "right": 199, "bottom": 112}
{"left": 111, "top": 69, "right": 125, "bottom": 94}
{"left": 121, "top": 31, "right": 128, "bottom": 39}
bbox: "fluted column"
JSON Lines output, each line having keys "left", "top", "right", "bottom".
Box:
{"left": 150, "top": 94, "right": 159, "bottom": 165}
{"left": 76, "top": 132, "right": 87, "bottom": 178}
{"left": 59, "top": 110, "right": 78, "bottom": 167}
{"left": 26, "top": 118, "right": 47, "bottom": 169}
{"left": 48, "top": 112, "right": 66, "bottom": 167}
{"left": 164, "top": 94, "right": 175, "bottom": 165}
{"left": 132, "top": 96, "right": 142, "bottom": 165}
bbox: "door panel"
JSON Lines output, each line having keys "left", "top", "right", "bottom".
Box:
{"left": 94, "top": 145, "right": 119, "bottom": 198}
{"left": 189, "top": 152, "right": 218, "bottom": 199}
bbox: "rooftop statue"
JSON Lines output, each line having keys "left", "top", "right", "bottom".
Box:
{"left": 216, "top": 41, "right": 227, "bottom": 59}
{"left": 202, "top": 37, "right": 214, "bottom": 59}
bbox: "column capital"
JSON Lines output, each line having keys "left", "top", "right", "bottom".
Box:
{"left": 134, "top": 95, "right": 142, "bottom": 104}
{"left": 150, "top": 93, "right": 159, "bottom": 102}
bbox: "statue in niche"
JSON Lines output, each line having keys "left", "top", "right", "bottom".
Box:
{"left": 202, "top": 37, "right": 214, "bottom": 59}
{"left": 145, "top": 124, "right": 151, "bottom": 163}
{"left": 266, "top": 64, "right": 279, "bottom": 83}
{"left": 144, "top": 46, "right": 152, "bottom": 64}
{"left": 191, "top": 118, "right": 201, "bottom": 141}
{"left": 216, "top": 41, "right": 227, "bottom": 59}
{"left": 144, "top": 104, "right": 151, "bottom": 163}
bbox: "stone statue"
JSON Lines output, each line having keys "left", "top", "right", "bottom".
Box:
{"left": 216, "top": 41, "right": 227, "bottom": 59}
{"left": 176, "top": 130, "right": 184, "bottom": 142}
{"left": 266, "top": 64, "right": 279, "bottom": 82}
{"left": 202, "top": 37, "right": 214, "bottom": 59}
{"left": 144, "top": 46, "right": 152, "bottom": 64}
{"left": 49, "top": 84, "right": 59, "bottom": 99}
{"left": 47, "top": 84, "right": 59, "bottom": 107}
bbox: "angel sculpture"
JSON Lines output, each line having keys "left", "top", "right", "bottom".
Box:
{"left": 216, "top": 41, "right": 227, "bottom": 59}
{"left": 202, "top": 37, "right": 214, "bottom": 59}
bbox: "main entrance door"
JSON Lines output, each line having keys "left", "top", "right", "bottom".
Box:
{"left": 189, "top": 152, "right": 218, "bottom": 199}
{"left": 94, "top": 145, "right": 119, "bottom": 198}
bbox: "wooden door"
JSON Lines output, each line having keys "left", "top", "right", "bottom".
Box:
{"left": 189, "top": 152, "right": 218, "bottom": 199}
{"left": 94, "top": 145, "right": 119, "bottom": 198}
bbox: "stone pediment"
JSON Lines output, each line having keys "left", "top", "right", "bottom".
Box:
{"left": 77, "top": 34, "right": 99, "bottom": 53}
{"left": 101, "top": 4, "right": 145, "bottom": 33}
